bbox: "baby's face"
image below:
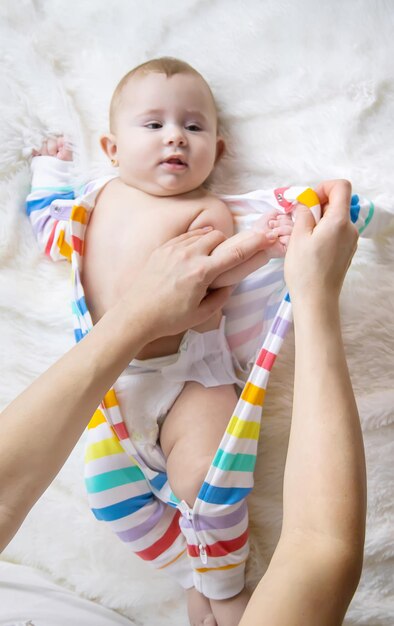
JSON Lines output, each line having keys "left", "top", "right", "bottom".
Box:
{"left": 108, "top": 72, "right": 223, "bottom": 196}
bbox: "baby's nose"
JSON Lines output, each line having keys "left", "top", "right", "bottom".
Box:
{"left": 165, "top": 127, "right": 186, "bottom": 146}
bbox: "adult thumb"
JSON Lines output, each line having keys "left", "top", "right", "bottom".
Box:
{"left": 199, "top": 286, "right": 233, "bottom": 321}
{"left": 292, "top": 203, "right": 316, "bottom": 235}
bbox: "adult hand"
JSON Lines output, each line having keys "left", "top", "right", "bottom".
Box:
{"left": 119, "top": 226, "right": 266, "bottom": 339}
{"left": 284, "top": 179, "right": 359, "bottom": 305}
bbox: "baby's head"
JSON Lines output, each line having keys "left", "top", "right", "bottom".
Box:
{"left": 101, "top": 57, "right": 225, "bottom": 196}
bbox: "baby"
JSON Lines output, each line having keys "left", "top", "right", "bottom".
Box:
{"left": 30, "top": 57, "right": 293, "bottom": 626}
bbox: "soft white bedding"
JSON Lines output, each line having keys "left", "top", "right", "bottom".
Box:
{"left": 0, "top": 1, "right": 393, "bottom": 624}
{"left": 0, "top": 562, "right": 134, "bottom": 626}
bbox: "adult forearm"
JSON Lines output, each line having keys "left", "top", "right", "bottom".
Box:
{"left": 281, "top": 298, "right": 366, "bottom": 553}
{"left": 0, "top": 300, "right": 149, "bottom": 550}
{"left": 236, "top": 296, "right": 367, "bottom": 626}
{"left": 239, "top": 298, "right": 365, "bottom": 626}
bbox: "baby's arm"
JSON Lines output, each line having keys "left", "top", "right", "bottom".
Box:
{"left": 209, "top": 211, "right": 293, "bottom": 288}
{"left": 27, "top": 137, "right": 75, "bottom": 262}
{"left": 187, "top": 197, "right": 235, "bottom": 238}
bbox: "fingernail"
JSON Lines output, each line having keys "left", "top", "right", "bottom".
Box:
{"left": 202, "top": 226, "right": 213, "bottom": 231}
{"left": 268, "top": 220, "right": 276, "bottom": 228}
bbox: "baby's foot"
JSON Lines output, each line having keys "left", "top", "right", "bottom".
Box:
{"left": 32, "top": 136, "right": 73, "bottom": 161}
{"left": 253, "top": 210, "right": 293, "bottom": 258}
{"left": 186, "top": 587, "right": 217, "bottom": 626}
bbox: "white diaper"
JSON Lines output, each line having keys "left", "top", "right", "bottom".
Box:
{"left": 114, "top": 317, "right": 240, "bottom": 472}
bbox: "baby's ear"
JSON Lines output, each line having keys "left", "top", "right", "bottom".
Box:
{"left": 100, "top": 133, "right": 117, "bottom": 159}
{"left": 214, "top": 137, "right": 225, "bottom": 165}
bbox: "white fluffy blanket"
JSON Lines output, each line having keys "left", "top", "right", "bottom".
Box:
{"left": 1, "top": 1, "right": 393, "bottom": 624}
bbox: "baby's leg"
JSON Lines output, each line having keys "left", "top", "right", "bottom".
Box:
{"left": 187, "top": 588, "right": 217, "bottom": 626}
{"left": 209, "top": 588, "right": 250, "bottom": 626}
{"left": 160, "top": 380, "right": 239, "bottom": 506}
{"left": 160, "top": 381, "right": 249, "bottom": 626}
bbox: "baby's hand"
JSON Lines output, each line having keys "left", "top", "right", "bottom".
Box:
{"left": 253, "top": 211, "right": 293, "bottom": 258}
{"left": 32, "top": 136, "right": 73, "bottom": 161}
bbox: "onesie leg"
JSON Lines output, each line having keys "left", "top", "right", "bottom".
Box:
{"left": 178, "top": 498, "right": 249, "bottom": 601}
{"left": 84, "top": 409, "right": 193, "bottom": 588}
{"left": 174, "top": 365, "right": 268, "bottom": 600}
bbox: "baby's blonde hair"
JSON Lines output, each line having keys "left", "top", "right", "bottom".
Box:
{"left": 109, "top": 56, "right": 218, "bottom": 132}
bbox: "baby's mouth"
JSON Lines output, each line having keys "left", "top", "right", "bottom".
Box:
{"left": 161, "top": 156, "right": 188, "bottom": 170}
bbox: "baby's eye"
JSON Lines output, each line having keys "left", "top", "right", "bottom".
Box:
{"left": 186, "top": 124, "right": 202, "bottom": 132}
{"left": 145, "top": 122, "right": 162, "bottom": 129}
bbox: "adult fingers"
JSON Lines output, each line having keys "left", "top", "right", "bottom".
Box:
{"left": 314, "top": 179, "right": 352, "bottom": 221}
{"left": 162, "top": 227, "right": 218, "bottom": 247}
{"left": 186, "top": 228, "right": 227, "bottom": 252}
{"left": 204, "top": 229, "right": 270, "bottom": 282}
{"left": 291, "top": 203, "right": 316, "bottom": 236}
{"left": 291, "top": 179, "right": 352, "bottom": 237}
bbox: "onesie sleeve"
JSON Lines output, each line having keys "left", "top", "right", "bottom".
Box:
{"left": 26, "top": 156, "right": 76, "bottom": 262}
{"left": 350, "top": 193, "right": 394, "bottom": 237}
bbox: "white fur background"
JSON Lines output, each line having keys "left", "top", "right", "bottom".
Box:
{"left": 1, "top": 1, "right": 394, "bottom": 624}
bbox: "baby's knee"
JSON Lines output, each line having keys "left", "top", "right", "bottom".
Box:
{"left": 167, "top": 453, "right": 212, "bottom": 508}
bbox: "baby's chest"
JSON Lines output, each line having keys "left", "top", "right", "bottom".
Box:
{"left": 85, "top": 195, "right": 207, "bottom": 272}
{"left": 82, "top": 188, "right": 218, "bottom": 318}
{"left": 125, "top": 201, "right": 201, "bottom": 242}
